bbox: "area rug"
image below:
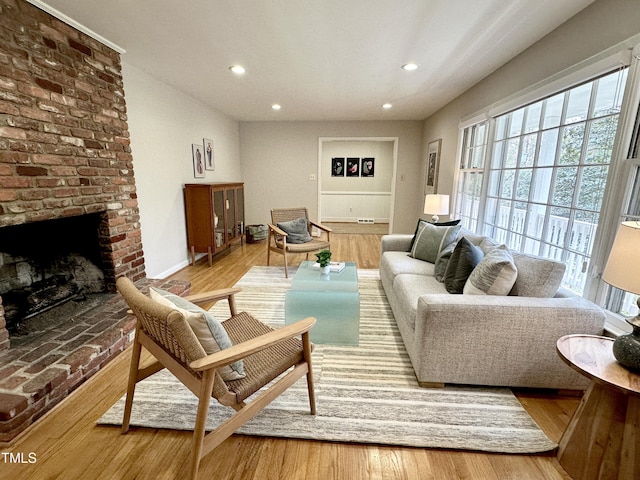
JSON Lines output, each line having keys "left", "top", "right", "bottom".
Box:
{"left": 98, "top": 267, "right": 556, "bottom": 454}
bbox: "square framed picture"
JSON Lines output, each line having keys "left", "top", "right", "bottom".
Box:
{"left": 346, "top": 157, "right": 359, "bottom": 177}
{"left": 361, "top": 157, "right": 375, "bottom": 177}
{"left": 192, "top": 143, "right": 205, "bottom": 178}
{"left": 203, "top": 138, "right": 214, "bottom": 171}
{"left": 331, "top": 157, "right": 345, "bottom": 176}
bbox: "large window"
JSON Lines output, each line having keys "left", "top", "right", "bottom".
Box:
{"left": 455, "top": 68, "right": 628, "bottom": 295}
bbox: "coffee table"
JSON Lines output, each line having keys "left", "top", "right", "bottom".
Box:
{"left": 556, "top": 334, "right": 640, "bottom": 480}
{"left": 285, "top": 261, "right": 359, "bottom": 345}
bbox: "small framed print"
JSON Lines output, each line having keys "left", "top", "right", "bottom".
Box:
{"left": 361, "top": 157, "right": 375, "bottom": 177}
{"left": 346, "top": 157, "right": 359, "bottom": 177}
{"left": 331, "top": 157, "right": 345, "bottom": 176}
{"left": 192, "top": 143, "right": 205, "bottom": 178}
{"left": 203, "top": 138, "right": 214, "bottom": 171}
{"left": 425, "top": 139, "right": 441, "bottom": 194}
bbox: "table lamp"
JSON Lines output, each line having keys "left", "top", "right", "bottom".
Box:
{"left": 424, "top": 194, "right": 449, "bottom": 223}
{"left": 602, "top": 221, "right": 640, "bottom": 371}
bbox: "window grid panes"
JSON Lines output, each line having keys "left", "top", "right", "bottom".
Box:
{"left": 472, "top": 68, "right": 628, "bottom": 295}
{"left": 455, "top": 122, "right": 488, "bottom": 231}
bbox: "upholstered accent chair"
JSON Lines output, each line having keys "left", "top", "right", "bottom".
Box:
{"left": 116, "top": 277, "right": 316, "bottom": 480}
{"left": 267, "top": 207, "right": 332, "bottom": 278}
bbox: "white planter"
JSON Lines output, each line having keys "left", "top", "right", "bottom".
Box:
{"left": 320, "top": 265, "right": 331, "bottom": 275}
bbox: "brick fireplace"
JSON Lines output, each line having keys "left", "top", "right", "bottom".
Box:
{"left": 0, "top": 0, "right": 176, "bottom": 442}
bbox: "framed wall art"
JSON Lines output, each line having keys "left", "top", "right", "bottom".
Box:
{"left": 424, "top": 139, "right": 441, "bottom": 194}
{"left": 361, "top": 157, "right": 375, "bottom": 177}
{"left": 203, "top": 138, "right": 214, "bottom": 171}
{"left": 346, "top": 157, "right": 359, "bottom": 177}
{"left": 331, "top": 157, "right": 345, "bottom": 176}
{"left": 192, "top": 143, "right": 205, "bottom": 178}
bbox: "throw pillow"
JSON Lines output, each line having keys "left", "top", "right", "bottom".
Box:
{"left": 149, "top": 287, "right": 245, "bottom": 380}
{"left": 444, "top": 237, "right": 485, "bottom": 294}
{"left": 463, "top": 244, "right": 517, "bottom": 295}
{"left": 408, "top": 218, "right": 461, "bottom": 251}
{"left": 410, "top": 221, "right": 461, "bottom": 264}
{"left": 277, "top": 217, "right": 312, "bottom": 244}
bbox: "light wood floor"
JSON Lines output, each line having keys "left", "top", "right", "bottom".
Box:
{"left": 1, "top": 234, "right": 579, "bottom": 479}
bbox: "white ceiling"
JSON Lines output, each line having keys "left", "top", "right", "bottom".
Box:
{"left": 33, "top": 0, "right": 596, "bottom": 122}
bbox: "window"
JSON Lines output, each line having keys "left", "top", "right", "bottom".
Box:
{"left": 455, "top": 122, "right": 488, "bottom": 231}
{"left": 455, "top": 68, "right": 628, "bottom": 295}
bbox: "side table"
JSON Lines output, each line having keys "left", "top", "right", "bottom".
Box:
{"left": 556, "top": 334, "right": 640, "bottom": 480}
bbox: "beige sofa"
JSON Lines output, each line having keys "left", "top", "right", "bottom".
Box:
{"left": 380, "top": 230, "right": 606, "bottom": 390}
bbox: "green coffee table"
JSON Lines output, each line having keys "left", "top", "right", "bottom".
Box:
{"left": 285, "top": 261, "right": 360, "bottom": 345}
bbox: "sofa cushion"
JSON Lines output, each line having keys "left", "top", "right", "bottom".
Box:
{"left": 410, "top": 221, "right": 461, "bottom": 263}
{"left": 381, "top": 251, "right": 436, "bottom": 280}
{"left": 444, "top": 237, "right": 485, "bottom": 294}
{"left": 510, "top": 252, "right": 566, "bottom": 297}
{"left": 277, "top": 217, "right": 312, "bottom": 244}
{"left": 463, "top": 245, "right": 517, "bottom": 295}
{"left": 394, "top": 273, "right": 448, "bottom": 330}
{"left": 409, "top": 219, "right": 461, "bottom": 251}
{"left": 149, "top": 287, "right": 246, "bottom": 381}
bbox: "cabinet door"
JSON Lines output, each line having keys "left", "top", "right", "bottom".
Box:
{"left": 213, "top": 188, "right": 225, "bottom": 250}
{"left": 236, "top": 187, "right": 244, "bottom": 237}
{"left": 225, "top": 188, "right": 237, "bottom": 243}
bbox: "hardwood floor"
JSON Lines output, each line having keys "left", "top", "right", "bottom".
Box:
{"left": 1, "top": 234, "right": 578, "bottom": 479}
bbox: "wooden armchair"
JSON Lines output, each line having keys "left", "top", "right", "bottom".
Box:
{"left": 116, "top": 277, "right": 316, "bottom": 480}
{"left": 267, "top": 207, "right": 332, "bottom": 278}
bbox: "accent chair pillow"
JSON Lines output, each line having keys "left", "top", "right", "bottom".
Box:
{"left": 409, "top": 221, "right": 461, "bottom": 264}
{"left": 463, "top": 244, "right": 517, "bottom": 295}
{"left": 444, "top": 237, "right": 485, "bottom": 294}
{"left": 277, "top": 217, "right": 312, "bottom": 244}
{"left": 408, "top": 218, "right": 461, "bottom": 252}
{"left": 149, "top": 287, "right": 246, "bottom": 381}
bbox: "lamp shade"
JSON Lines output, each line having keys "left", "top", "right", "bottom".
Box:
{"left": 423, "top": 194, "right": 450, "bottom": 215}
{"left": 602, "top": 221, "right": 640, "bottom": 296}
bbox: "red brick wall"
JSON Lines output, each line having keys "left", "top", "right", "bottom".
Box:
{"left": 0, "top": 0, "right": 145, "bottom": 279}
{"left": 0, "top": 0, "right": 146, "bottom": 349}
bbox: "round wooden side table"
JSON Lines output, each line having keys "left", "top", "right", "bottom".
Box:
{"left": 556, "top": 334, "right": 640, "bottom": 480}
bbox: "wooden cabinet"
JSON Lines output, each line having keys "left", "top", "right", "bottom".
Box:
{"left": 184, "top": 183, "right": 245, "bottom": 266}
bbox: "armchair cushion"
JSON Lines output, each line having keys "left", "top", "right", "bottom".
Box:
{"left": 463, "top": 244, "right": 517, "bottom": 295}
{"left": 277, "top": 217, "right": 312, "bottom": 244}
{"left": 149, "top": 288, "right": 245, "bottom": 380}
{"left": 409, "top": 221, "right": 461, "bottom": 263}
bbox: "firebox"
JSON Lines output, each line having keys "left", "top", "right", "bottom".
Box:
{"left": 0, "top": 213, "right": 114, "bottom": 340}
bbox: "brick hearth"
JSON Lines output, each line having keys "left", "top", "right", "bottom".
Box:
{"left": 0, "top": 278, "right": 189, "bottom": 442}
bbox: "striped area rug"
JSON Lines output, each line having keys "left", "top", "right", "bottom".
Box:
{"left": 98, "top": 266, "right": 556, "bottom": 453}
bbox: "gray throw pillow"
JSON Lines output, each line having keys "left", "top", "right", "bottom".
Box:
{"left": 463, "top": 244, "right": 517, "bottom": 295}
{"left": 444, "top": 237, "right": 485, "bottom": 294}
{"left": 149, "top": 287, "right": 245, "bottom": 380}
{"left": 410, "top": 221, "right": 461, "bottom": 264}
{"left": 409, "top": 219, "right": 461, "bottom": 252}
{"left": 277, "top": 217, "right": 312, "bottom": 244}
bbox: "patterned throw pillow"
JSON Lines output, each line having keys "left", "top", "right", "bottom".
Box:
{"left": 409, "top": 221, "right": 461, "bottom": 264}
{"left": 444, "top": 237, "right": 485, "bottom": 294}
{"left": 463, "top": 244, "right": 517, "bottom": 295}
{"left": 277, "top": 217, "right": 312, "bottom": 244}
{"left": 149, "top": 288, "right": 245, "bottom": 380}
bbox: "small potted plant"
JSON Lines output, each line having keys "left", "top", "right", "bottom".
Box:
{"left": 315, "top": 249, "right": 332, "bottom": 275}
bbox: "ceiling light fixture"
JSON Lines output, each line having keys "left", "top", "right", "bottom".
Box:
{"left": 382, "top": 103, "right": 392, "bottom": 109}
{"left": 401, "top": 63, "right": 419, "bottom": 71}
{"left": 272, "top": 104, "right": 282, "bottom": 111}
{"left": 229, "top": 65, "right": 246, "bottom": 75}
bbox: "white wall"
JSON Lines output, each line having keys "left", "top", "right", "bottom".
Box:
{"left": 239, "top": 121, "right": 424, "bottom": 234}
{"left": 422, "top": 0, "right": 640, "bottom": 200}
{"left": 122, "top": 63, "right": 242, "bottom": 278}
{"left": 320, "top": 140, "right": 394, "bottom": 223}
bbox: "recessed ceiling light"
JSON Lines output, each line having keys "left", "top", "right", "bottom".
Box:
{"left": 401, "top": 63, "right": 419, "bottom": 71}
{"left": 229, "top": 65, "right": 246, "bottom": 75}
{"left": 382, "top": 103, "right": 392, "bottom": 109}
{"left": 272, "top": 104, "right": 282, "bottom": 110}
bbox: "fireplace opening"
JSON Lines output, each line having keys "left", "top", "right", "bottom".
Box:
{"left": 0, "top": 213, "right": 111, "bottom": 341}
